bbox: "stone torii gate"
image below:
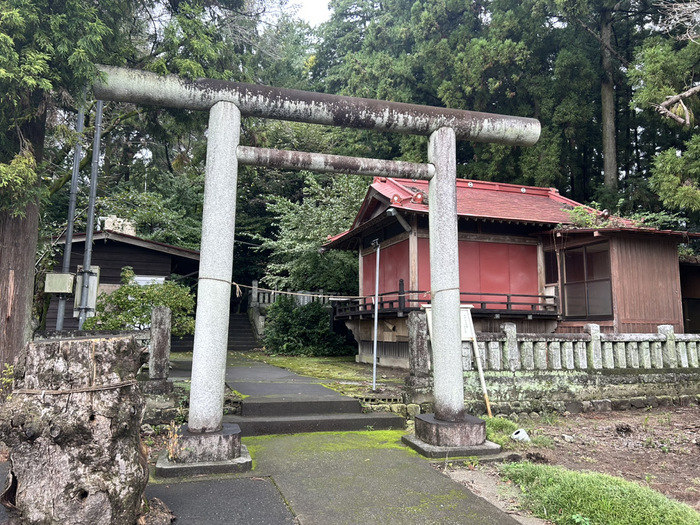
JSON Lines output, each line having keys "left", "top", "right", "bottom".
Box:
{"left": 94, "top": 66, "right": 540, "bottom": 472}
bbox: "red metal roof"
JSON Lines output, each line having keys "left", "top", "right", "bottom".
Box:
{"left": 369, "top": 177, "right": 583, "bottom": 225}
{"left": 325, "top": 177, "right": 658, "bottom": 248}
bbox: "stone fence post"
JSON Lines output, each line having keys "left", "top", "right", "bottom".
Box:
{"left": 145, "top": 306, "right": 173, "bottom": 395}
{"left": 584, "top": 324, "right": 602, "bottom": 369}
{"left": 251, "top": 280, "right": 259, "bottom": 307}
{"left": 658, "top": 325, "right": 677, "bottom": 368}
{"left": 406, "top": 311, "right": 433, "bottom": 404}
{"left": 501, "top": 323, "right": 519, "bottom": 371}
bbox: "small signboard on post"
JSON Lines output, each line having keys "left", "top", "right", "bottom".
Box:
{"left": 422, "top": 303, "right": 492, "bottom": 417}
{"left": 44, "top": 273, "right": 75, "bottom": 294}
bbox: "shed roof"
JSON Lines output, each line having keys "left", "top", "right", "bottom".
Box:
{"left": 59, "top": 230, "right": 200, "bottom": 261}
{"left": 57, "top": 229, "right": 201, "bottom": 278}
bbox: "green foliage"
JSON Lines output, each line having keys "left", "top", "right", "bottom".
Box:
{"left": 312, "top": 0, "right": 607, "bottom": 199}
{"left": 0, "top": 363, "right": 13, "bottom": 402}
{"left": 83, "top": 267, "right": 195, "bottom": 336}
{"left": 96, "top": 187, "right": 202, "bottom": 250}
{"left": 0, "top": 149, "right": 38, "bottom": 216}
{"left": 500, "top": 462, "right": 700, "bottom": 525}
{"left": 146, "top": 1, "right": 243, "bottom": 81}
{"left": 0, "top": 0, "right": 122, "bottom": 169}
{"left": 650, "top": 135, "right": 700, "bottom": 213}
{"left": 259, "top": 173, "right": 367, "bottom": 294}
{"left": 627, "top": 210, "right": 687, "bottom": 230}
{"left": 263, "top": 295, "right": 354, "bottom": 356}
{"left": 629, "top": 37, "right": 700, "bottom": 118}
{"left": 564, "top": 206, "right": 600, "bottom": 228}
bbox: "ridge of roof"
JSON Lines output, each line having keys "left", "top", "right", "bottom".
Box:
{"left": 59, "top": 229, "right": 200, "bottom": 259}
{"left": 369, "top": 176, "right": 579, "bottom": 224}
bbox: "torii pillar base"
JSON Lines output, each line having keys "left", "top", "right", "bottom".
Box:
{"left": 401, "top": 413, "right": 502, "bottom": 459}
{"left": 155, "top": 423, "right": 252, "bottom": 478}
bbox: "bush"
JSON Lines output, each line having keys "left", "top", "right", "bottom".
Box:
{"left": 264, "top": 295, "right": 354, "bottom": 356}
{"left": 83, "top": 267, "right": 195, "bottom": 336}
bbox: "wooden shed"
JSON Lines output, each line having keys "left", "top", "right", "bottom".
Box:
{"left": 544, "top": 229, "right": 687, "bottom": 334}
{"left": 45, "top": 229, "right": 200, "bottom": 332}
{"left": 325, "top": 177, "right": 694, "bottom": 367}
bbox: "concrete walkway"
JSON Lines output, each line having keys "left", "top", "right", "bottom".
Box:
{"left": 142, "top": 431, "right": 521, "bottom": 525}
{"left": 170, "top": 353, "right": 348, "bottom": 401}
{"left": 0, "top": 355, "right": 521, "bottom": 525}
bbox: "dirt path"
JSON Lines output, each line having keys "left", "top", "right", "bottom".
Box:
{"left": 443, "top": 405, "right": 700, "bottom": 523}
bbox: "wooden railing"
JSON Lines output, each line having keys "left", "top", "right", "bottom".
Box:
{"left": 334, "top": 279, "right": 559, "bottom": 319}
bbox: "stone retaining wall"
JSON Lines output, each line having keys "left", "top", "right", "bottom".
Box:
{"left": 406, "top": 311, "right": 700, "bottom": 414}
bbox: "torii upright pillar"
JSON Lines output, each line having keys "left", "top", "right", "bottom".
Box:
{"left": 404, "top": 127, "right": 500, "bottom": 456}
{"left": 426, "top": 127, "right": 464, "bottom": 422}
{"left": 156, "top": 101, "right": 253, "bottom": 476}
{"left": 189, "top": 100, "right": 240, "bottom": 433}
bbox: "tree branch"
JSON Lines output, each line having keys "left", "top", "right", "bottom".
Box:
{"left": 651, "top": 83, "right": 700, "bottom": 127}
{"left": 659, "top": 83, "right": 700, "bottom": 109}
{"left": 48, "top": 108, "right": 140, "bottom": 196}
{"left": 575, "top": 17, "right": 630, "bottom": 68}
{"left": 653, "top": 103, "right": 688, "bottom": 125}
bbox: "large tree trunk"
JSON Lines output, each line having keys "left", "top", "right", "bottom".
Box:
{"left": 0, "top": 204, "right": 40, "bottom": 370}
{"left": 601, "top": 7, "right": 618, "bottom": 192}
{"left": 0, "top": 336, "right": 149, "bottom": 525}
{"left": 0, "top": 99, "right": 46, "bottom": 369}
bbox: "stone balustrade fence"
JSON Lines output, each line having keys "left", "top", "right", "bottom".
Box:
{"left": 406, "top": 312, "right": 700, "bottom": 415}
{"left": 464, "top": 323, "right": 699, "bottom": 373}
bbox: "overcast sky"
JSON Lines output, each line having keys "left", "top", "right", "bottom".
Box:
{"left": 295, "top": 0, "right": 331, "bottom": 26}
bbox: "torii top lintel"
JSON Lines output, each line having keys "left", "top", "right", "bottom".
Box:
{"left": 94, "top": 65, "right": 540, "bottom": 147}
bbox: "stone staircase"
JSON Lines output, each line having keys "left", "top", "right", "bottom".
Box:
{"left": 221, "top": 354, "right": 404, "bottom": 436}
{"left": 169, "top": 325, "right": 405, "bottom": 437}
{"left": 227, "top": 313, "right": 259, "bottom": 352}
{"left": 169, "top": 313, "right": 258, "bottom": 353}
{"left": 224, "top": 397, "right": 403, "bottom": 436}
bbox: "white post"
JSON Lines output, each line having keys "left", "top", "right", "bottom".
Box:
{"left": 188, "top": 101, "right": 241, "bottom": 432}
{"left": 372, "top": 239, "right": 381, "bottom": 391}
{"left": 251, "top": 279, "right": 259, "bottom": 307}
{"left": 428, "top": 127, "right": 465, "bottom": 422}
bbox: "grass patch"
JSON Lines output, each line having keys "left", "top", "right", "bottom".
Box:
{"left": 485, "top": 417, "right": 554, "bottom": 450}
{"left": 228, "top": 389, "right": 249, "bottom": 400}
{"left": 485, "top": 416, "right": 518, "bottom": 447}
{"left": 500, "top": 462, "right": 700, "bottom": 525}
{"left": 243, "top": 429, "right": 408, "bottom": 453}
{"left": 243, "top": 429, "right": 411, "bottom": 468}
{"left": 237, "top": 351, "right": 405, "bottom": 400}
{"left": 172, "top": 380, "right": 191, "bottom": 392}
{"left": 238, "top": 352, "right": 373, "bottom": 382}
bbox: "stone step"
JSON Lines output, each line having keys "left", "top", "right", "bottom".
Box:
{"left": 228, "top": 342, "right": 259, "bottom": 351}
{"left": 224, "top": 412, "right": 404, "bottom": 436}
{"left": 228, "top": 335, "right": 257, "bottom": 342}
{"left": 241, "top": 398, "right": 362, "bottom": 417}
{"left": 228, "top": 315, "right": 253, "bottom": 324}
{"left": 228, "top": 323, "right": 254, "bottom": 331}
{"left": 228, "top": 338, "right": 257, "bottom": 346}
{"left": 226, "top": 314, "right": 258, "bottom": 351}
